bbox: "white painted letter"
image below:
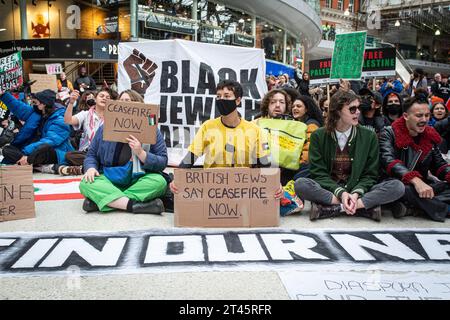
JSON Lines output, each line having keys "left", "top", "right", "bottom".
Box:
{"left": 39, "top": 238, "right": 127, "bottom": 267}
{"left": 144, "top": 235, "right": 205, "bottom": 263}
{"left": 416, "top": 234, "right": 450, "bottom": 260}
{"left": 331, "top": 234, "right": 424, "bottom": 261}
{"left": 260, "top": 234, "right": 330, "bottom": 260}
{"left": 206, "top": 234, "right": 268, "bottom": 262}
{"left": 12, "top": 239, "right": 58, "bottom": 268}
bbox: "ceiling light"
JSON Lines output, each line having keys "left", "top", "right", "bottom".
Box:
{"left": 395, "top": 20, "right": 400, "bottom": 27}
{"left": 0, "top": 28, "right": 6, "bottom": 32}
{"left": 435, "top": 29, "right": 440, "bottom": 35}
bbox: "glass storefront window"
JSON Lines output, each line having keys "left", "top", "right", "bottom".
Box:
{"left": 138, "top": 0, "right": 195, "bottom": 40}
{"left": 197, "top": 0, "right": 253, "bottom": 45}
{"left": 256, "top": 17, "right": 284, "bottom": 62}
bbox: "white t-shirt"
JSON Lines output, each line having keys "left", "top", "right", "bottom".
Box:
{"left": 73, "top": 109, "right": 103, "bottom": 152}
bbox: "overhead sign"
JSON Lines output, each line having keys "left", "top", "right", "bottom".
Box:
{"left": 330, "top": 31, "right": 367, "bottom": 80}
{"left": 174, "top": 168, "right": 280, "bottom": 227}
{"left": 0, "top": 229, "right": 449, "bottom": 276}
{"left": 0, "top": 51, "right": 23, "bottom": 94}
{"left": 118, "top": 39, "right": 267, "bottom": 166}
{"left": 103, "top": 100, "right": 159, "bottom": 144}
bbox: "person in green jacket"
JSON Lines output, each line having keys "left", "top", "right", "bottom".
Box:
{"left": 294, "top": 91, "right": 405, "bottom": 221}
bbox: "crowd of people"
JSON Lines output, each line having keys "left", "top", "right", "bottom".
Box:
{"left": 0, "top": 65, "right": 449, "bottom": 222}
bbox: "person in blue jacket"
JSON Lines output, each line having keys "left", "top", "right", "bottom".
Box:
{"left": 0, "top": 89, "right": 74, "bottom": 166}
{"left": 380, "top": 77, "right": 404, "bottom": 98}
{"left": 79, "top": 92, "right": 168, "bottom": 215}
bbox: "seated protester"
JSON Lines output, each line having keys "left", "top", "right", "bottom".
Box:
{"left": 0, "top": 89, "right": 74, "bottom": 169}
{"left": 380, "top": 94, "right": 450, "bottom": 222}
{"left": 291, "top": 93, "right": 324, "bottom": 179}
{"left": 428, "top": 100, "right": 447, "bottom": 127}
{"left": 295, "top": 91, "right": 405, "bottom": 222}
{"left": 358, "top": 88, "right": 385, "bottom": 136}
{"left": 79, "top": 126, "right": 168, "bottom": 215}
{"left": 59, "top": 88, "right": 112, "bottom": 175}
{"left": 170, "top": 80, "right": 282, "bottom": 198}
{"left": 256, "top": 89, "right": 308, "bottom": 185}
{"left": 57, "top": 72, "right": 74, "bottom": 92}
{"left": 434, "top": 103, "right": 450, "bottom": 154}
{"left": 382, "top": 92, "right": 403, "bottom": 126}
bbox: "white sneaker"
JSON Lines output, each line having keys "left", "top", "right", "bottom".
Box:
{"left": 35, "top": 164, "right": 56, "bottom": 174}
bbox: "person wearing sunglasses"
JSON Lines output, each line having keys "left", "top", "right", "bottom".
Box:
{"left": 294, "top": 90, "right": 405, "bottom": 221}
{"left": 380, "top": 95, "right": 450, "bottom": 222}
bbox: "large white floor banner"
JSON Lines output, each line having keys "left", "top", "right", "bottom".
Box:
{"left": 1, "top": 228, "right": 449, "bottom": 277}
{"left": 118, "top": 39, "right": 268, "bottom": 166}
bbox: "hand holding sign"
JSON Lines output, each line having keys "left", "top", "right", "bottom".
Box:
{"left": 123, "top": 49, "right": 158, "bottom": 95}
{"left": 126, "top": 134, "right": 144, "bottom": 156}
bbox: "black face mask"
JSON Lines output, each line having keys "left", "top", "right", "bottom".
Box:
{"left": 359, "top": 100, "right": 372, "bottom": 113}
{"left": 216, "top": 99, "right": 238, "bottom": 116}
{"left": 386, "top": 103, "right": 402, "bottom": 115}
{"left": 86, "top": 98, "right": 96, "bottom": 107}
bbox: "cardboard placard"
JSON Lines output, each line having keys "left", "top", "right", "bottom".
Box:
{"left": 103, "top": 100, "right": 159, "bottom": 144}
{"left": 174, "top": 168, "right": 280, "bottom": 228}
{"left": 0, "top": 165, "right": 35, "bottom": 222}
{"left": 45, "top": 63, "right": 63, "bottom": 75}
{"left": 330, "top": 31, "right": 367, "bottom": 80}
{"left": 0, "top": 51, "right": 23, "bottom": 95}
{"left": 29, "top": 73, "right": 58, "bottom": 93}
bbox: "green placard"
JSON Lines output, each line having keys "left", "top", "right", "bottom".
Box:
{"left": 330, "top": 31, "right": 367, "bottom": 80}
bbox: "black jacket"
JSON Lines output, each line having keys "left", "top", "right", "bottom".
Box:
{"left": 433, "top": 116, "right": 450, "bottom": 153}
{"left": 379, "top": 117, "right": 450, "bottom": 184}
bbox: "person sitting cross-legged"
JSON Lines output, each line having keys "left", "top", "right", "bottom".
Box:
{"left": 380, "top": 94, "right": 450, "bottom": 222}
{"left": 294, "top": 91, "right": 405, "bottom": 221}
{"left": 79, "top": 124, "right": 168, "bottom": 214}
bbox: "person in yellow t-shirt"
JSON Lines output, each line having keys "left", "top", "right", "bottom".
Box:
{"left": 170, "top": 79, "right": 281, "bottom": 198}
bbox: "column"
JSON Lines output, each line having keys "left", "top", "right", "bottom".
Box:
{"left": 283, "top": 30, "right": 287, "bottom": 64}
{"left": 192, "top": 0, "right": 198, "bottom": 42}
{"left": 130, "top": 0, "right": 138, "bottom": 40}
{"left": 252, "top": 16, "right": 256, "bottom": 48}
{"left": 19, "top": 0, "right": 28, "bottom": 39}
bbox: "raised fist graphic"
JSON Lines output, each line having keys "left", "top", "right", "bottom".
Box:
{"left": 123, "top": 49, "right": 158, "bottom": 95}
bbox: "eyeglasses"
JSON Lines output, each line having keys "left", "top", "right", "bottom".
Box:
{"left": 348, "top": 106, "right": 360, "bottom": 114}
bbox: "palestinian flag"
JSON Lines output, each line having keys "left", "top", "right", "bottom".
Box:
{"left": 33, "top": 178, "right": 84, "bottom": 201}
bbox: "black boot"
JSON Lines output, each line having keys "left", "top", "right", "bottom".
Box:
{"left": 132, "top": 198, "right": 165, "bottom": 215}
{"left": 83, "top": 198, "right": 99, "bottom": 213}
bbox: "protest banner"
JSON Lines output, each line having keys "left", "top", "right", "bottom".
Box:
{"left": 310, "top": 48, "right": 397, "bottom": 84}
{"left": 45, "top": 63, "right": 63, "bottom": 75}
{"left": 361, "top": 47, "right": 396, "bottom": 77}
{"left": 330, "top": 31, "right": 367, "bottom": 80}
{"left": 174, "top": 168, "right": 280, "bottom": 228}
{"left": 118, "top": 39, "right": 267, "bottom": 166}
{"left": 29, "top": 73, "right": 58, "bottom": 93}
{"left": 0, "top": 51, "right": 23, "bottom": 95}
{"left": 0, "top": 165, "right": 35, "bottom": 222}
{"left": 103, "top": 100, "right": 159, "bottom": 144}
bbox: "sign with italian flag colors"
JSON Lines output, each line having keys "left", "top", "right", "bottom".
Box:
{"left": 33, "top": 178, "right": 83, "bottom": 201}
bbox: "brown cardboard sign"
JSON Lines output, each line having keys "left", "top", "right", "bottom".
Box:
{"left": 29, "top": 73, "right": 58, "bottom": 93}
{"left": 103, "top": 100, "right": 159, "bottom": 144}
{"left": 0, "top": 165, "right": 35, "bottom": 222}
{"left": 174, "top": 168, "right": 280, "bottom": 228}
